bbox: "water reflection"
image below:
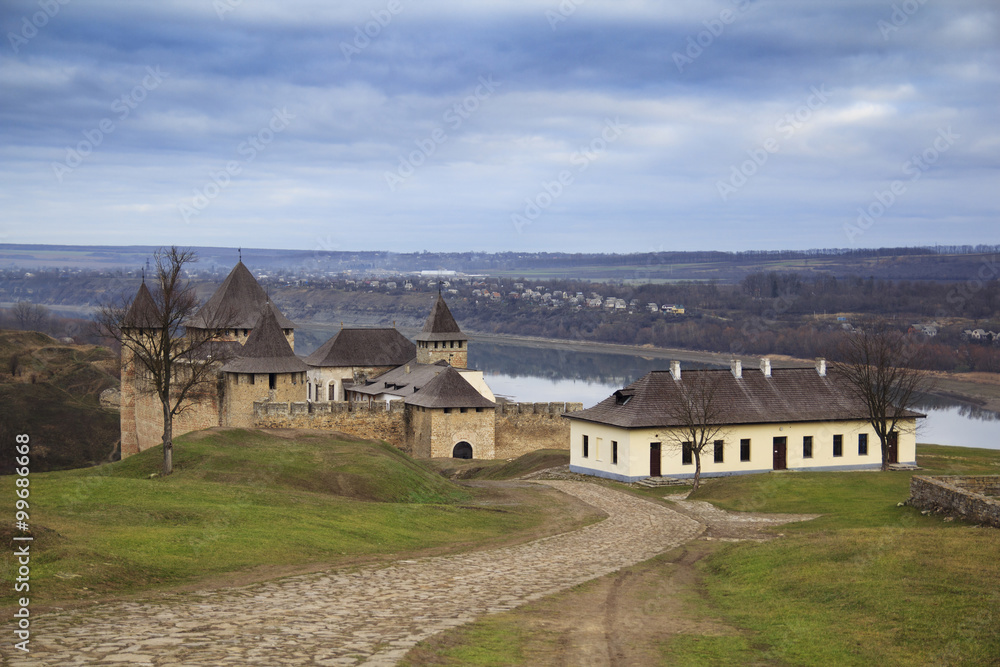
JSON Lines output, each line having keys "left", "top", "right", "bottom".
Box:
{"left": 913, "top": 393, "right": 1000, "bottom": 422}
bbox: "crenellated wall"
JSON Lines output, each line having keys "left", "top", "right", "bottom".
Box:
{"left": 495, "top": 402, "right": 582, "bottom": 459}
{"left": 250, "top": 400, "right": 582, "bottom": 459}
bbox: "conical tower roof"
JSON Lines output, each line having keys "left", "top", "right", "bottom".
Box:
{"left": 404, "top": 366, "right": 494, "bottom": 409}
{"left": 414, "top": 293, "right": 468, "bottom": 342}
{"left": 122, "top": 281, "right": 160, "bottom": 329}
{"left": 186, "top": 262, "right": 294, "bottom": 330}
{"left": 220, "top": 305, "right": 307, "bottom": 374}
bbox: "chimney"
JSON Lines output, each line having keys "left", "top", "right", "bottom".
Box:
{"left": 761, "top": 358, "right": 771, "bottom": 377}
{"left": 670, "top": 360, "right": 681, "bottom": 380}
{"left": 816, "top": 358, "right": 827, "bottom": 377}
{"left": 730, "top": 359, "right": 742, "bottom": 379}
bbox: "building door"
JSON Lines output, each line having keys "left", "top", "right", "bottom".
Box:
{"left": 650, "top": 442, "right": 661, "bottom": 477}
{"left": 887, "top": 431, "right": 898, "bottom": 464}
{"left": 453, "top": 441, "right": 473, "bottom": 459}
{"left": 773, "top": 436, "right": 787, "bottom": 470}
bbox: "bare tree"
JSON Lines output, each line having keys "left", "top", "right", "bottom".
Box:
{"left": 661, "top": 369, "right": 728, "bottom": 492}
{"left": 12, "top": 301, "right": 49, "bottom": 332}
{"left": 830, "top": 318, "right": 929, "bottom": 471}
{"left": 9, "top": 353, "right": 20, "bottom": 377}
{"left": 96, "top": 247, "right": 234, "bottom": 476}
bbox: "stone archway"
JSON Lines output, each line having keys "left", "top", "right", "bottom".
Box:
{"left": 452, "top": 441, "right": 474, "bottom": 459}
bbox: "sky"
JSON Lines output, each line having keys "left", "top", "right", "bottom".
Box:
{"left": 1, "top": 0, "right": 997, "bottom": 254}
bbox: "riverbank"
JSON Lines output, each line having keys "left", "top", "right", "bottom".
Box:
{"left": 466, "top": 331, "right": 1000, "bottom": 412}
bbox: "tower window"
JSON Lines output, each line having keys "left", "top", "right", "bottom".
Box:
{"left": 269, "top": 373, "right": 277, "bottom": 390}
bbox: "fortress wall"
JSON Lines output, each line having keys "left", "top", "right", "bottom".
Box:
{"left": 249, "top": 400, "right": 581, "bottom": 459}
{"left": 121, "top": 366, "right": 222, "bottom": 457}
{"left": 252, "top": 400, "right": 406, "bottom": 450}
{"left": 493, "top": 402, "right": 582, "bottom": 460}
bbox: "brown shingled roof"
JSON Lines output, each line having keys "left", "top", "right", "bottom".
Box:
{"left": 414, "top": 294, "right": 468, "bottom": 342}
{"left": 566, "top": 367, "right": 924, "bottom": 429}
{"left": 220, "top": 306, "right": 307, "bottom": 374}
{"left": 122, "top": 282, "right": 160, "bottom": 329}
{"left": 404, "top": 366, "right": 495, "bottom": 409}
{"left": 186, "top": 262, "right": 294, "bottom": 330}
{"left": 305, "top": 328, "right": 416, "bottom": 368}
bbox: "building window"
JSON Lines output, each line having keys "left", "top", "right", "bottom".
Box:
{"left": 444, "top": 408, "right": 452, "bottom": 414}
{"left": 859, "top": 433, "right": 868, "bottom": 456}
{"left": 269, "top": 373, "right": 277, "bottom": 390}
{"left": 328, "top": 384, "right": 335, "bottom": 401}
{"left": 682, "top": 442, "right": 693, "bottom": 465}
{"left": 460, "top": 407, "right": 467, "bottom": 413}
{"left": 740, "top": 438, "right": 751, "bottom": 462}
{"left": 713, "top": 440, "right": 724, "bottom": 463}
{"left": 833, "top": 434, "right": 843, "bottom": 457}
{"left": 249, "top": 374, "right": 255, "bottom": 385}
{"left": 803, "top": 435, "right": 813, "bottom": 459}
{"left": 582, "top": 435, "right": 589, "bottom": 458}
{"left": 612, "top": 440, "right": 618, "bottom": 465}
{"left": 307, "top": 382, "right": 312, "bottom": 399}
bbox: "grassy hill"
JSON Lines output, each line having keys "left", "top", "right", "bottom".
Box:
{"left": 0, "top": 330, "right": 119, "bottom": 474}
{"left": 0, "top": 429, "right": 568, "bottom": 609}
{"left": 427, "top": 449, "right": 570, "bottom": 481}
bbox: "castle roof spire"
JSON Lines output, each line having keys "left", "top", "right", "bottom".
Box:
{"left": 186, "top": 261, "right": 294, "bottom": 331}
{"left": 414, "top": 293, "right": 467, "bottom": 342}
{"left": 122, "top": 281, "right": 160, "bottom": 329}
{"left": 220, "top": 305, "right": 307, "bottom": 374}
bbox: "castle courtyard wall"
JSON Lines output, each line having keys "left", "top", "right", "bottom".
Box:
{"left": 250, "top": 400, "right": 581, "bottom": 459}
{"left": 494, "top": 402, "right": 582, "bottom": 459}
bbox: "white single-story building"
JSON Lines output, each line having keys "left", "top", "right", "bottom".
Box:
{"left": 565, "top": 359, "right": 922, "bottom": 483}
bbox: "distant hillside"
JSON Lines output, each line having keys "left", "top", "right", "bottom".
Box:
{"left": 2, "top": 242, "right": 1000, "bottom": 282}
{"left": 0, "top": 330, "right": 119, "bottom": 474}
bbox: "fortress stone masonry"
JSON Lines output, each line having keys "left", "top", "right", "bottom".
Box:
{"left": 252, "top": 399, "right": 582, "bottom": 459}
{"left": 908, "top": 475, "right": 1000, "bottom": 528}
{"left": 120, "top": 261, "right": 579, "bottom": 460}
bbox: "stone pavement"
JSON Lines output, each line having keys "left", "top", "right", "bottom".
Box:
{"left": 3, "top": 481, "right": 704, "bottom": 666}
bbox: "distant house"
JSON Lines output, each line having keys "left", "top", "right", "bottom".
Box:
{"left": 565, "top": 359, "right": 922, "bottom": 483}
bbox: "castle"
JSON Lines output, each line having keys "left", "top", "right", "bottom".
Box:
{"left": 120, "top": 261, "right": 578, "bottom": 460}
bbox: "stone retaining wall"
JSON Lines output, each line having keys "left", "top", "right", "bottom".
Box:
{"left": 909, "top": 475, "right": 1000, "bottom": 528}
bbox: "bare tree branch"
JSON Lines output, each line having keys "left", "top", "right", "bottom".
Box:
{"left": 96, "top": 247, "right": 238, "bottom": 475}
{"left": 12, "top": 301, "right": 49, "bottom": 332}
{"left": 829, "top": 317, "right": 930, "bottom": 470}
{"left": 659, "top": 369, "right": 728, "bottom": 492}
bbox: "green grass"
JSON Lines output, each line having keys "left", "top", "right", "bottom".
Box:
{"left": 427, "top": 449, "right": 570, "bottom": 481}
{"left": 0, "top": 429, "right": 549, "bottom": 608}
{"left": 678, "top": 444, "right": 1000, "bottom": 666}
{"left": 401, "top": 444, "right": 1000, "bottom": 666}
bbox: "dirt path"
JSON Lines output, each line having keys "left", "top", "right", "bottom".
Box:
{"left": 3, "top": 482, "right": 815, "bottom": 667}
{"left": 403, "top": 489, "right": 817, "bottom": 666}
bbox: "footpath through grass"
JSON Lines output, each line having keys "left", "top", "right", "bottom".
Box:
{"left": 403, "top": 444, "right": 1000, "bottom": 667}
{"left": 0, "top": 429, "right": 556, "bottom": 609}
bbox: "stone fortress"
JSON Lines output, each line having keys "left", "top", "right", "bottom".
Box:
{"left": 120, "top": 261, "right": 580, "bottom": 460}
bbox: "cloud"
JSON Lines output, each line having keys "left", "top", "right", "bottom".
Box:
{"left": 0, "top": 0, "right": 997, "bottom": 253}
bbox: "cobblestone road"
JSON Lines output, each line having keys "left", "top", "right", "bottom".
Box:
{"left": 3, "top": 482, "right": 704, "bottom": 666}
